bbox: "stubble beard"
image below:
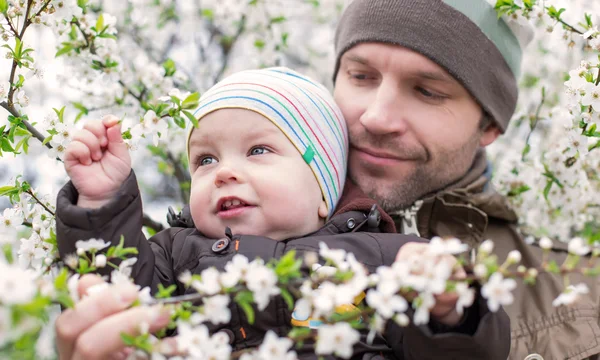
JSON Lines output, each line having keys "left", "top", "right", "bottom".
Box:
{"left": 349, "top": 137, "right": 481, "bottom": 213}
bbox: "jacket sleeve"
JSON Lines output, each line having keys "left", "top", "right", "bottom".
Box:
{"left": 55, "top": 170, "right": 158, "bottom": 288}
{"left": 385, "top": 292, "right": 511, "bottom": 360}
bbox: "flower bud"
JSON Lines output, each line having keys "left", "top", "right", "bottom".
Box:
{"left": 479, "top": 240, "right": 494, "bottom": 254}
{"left": 95, "top": 254, "right": 107, "bottom": 268}
{"left": 474, "top": 264, "right": 488, "bottom": 278}
{"left": 539, "top": 237, "right": 553, "bottom": 250}
{"left": 507, "top": 250, "right": 522, "bottom": 264}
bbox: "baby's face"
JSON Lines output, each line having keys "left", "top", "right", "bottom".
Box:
{"left": 188, "top": 108, "right": 328, "bottom": 240}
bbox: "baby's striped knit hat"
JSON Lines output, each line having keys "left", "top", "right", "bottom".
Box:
{"left": 188, "top": 67, "right": 348, "bottom": 217}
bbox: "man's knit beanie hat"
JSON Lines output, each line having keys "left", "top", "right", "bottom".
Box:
{"left": 334, "top": 0, "right": 535, "bottom": 132}
{"left": 188, "top": 67, "right": 348, "bottom": 218}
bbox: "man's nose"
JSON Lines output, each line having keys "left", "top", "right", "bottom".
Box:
{"left": 214, "top": 165, "right": 242, "bottom": 187}
{"left": 359, "top": 81, "right": 409, "bottom": 136}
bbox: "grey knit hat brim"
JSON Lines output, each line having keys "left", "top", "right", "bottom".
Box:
{"left": 333, "top": 0, "right": 520, "bottom": 133}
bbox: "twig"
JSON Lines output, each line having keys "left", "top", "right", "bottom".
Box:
{"left": 4, "top": 15, "right": 19, "bottom": 37}
{"left": 595, "top": 68, "right": 600, "bottom": 86}
{"left": 0, "top": 101, "right": 52, "bottom": 149}
{"left": 213, "top": 16, "right": 246, "bottom": 83}
{"left": 557, "top": 18, "right": 584, "bottom": 35}
{"left": 166, "top": 151, "right": 190, "bottom": 202}
{"left": 522, "top": 88, "right": 546, "bottom": 161}
{"left": 25, "top": 189, "right": 55, "bottom": 216}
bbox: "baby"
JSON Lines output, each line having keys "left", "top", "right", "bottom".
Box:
{"left": 56, "top": 68, "right": 499, "bottom": 358}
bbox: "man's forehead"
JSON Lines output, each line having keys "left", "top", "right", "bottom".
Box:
{"left": 342, "top": 44, "right": 458, "bottom": 84}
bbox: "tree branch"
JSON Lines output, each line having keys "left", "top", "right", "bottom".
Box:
{"left": 213, "top": 15, "right": 246, "bottom": 83}
{"left": 25, "top": 189, "right": 55, "bottom": 216}
{"left": 0, "top": 101, "right": 52, "bottom": 149}
{"left": 166, "top": 151, "right": 190, "bottom": 202}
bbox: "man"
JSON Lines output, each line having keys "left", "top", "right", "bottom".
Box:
{"left": 332, "top": 0, "right": 600, "bottom": 359}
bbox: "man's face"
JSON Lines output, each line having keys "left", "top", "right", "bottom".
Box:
{"left": 334, "top": 43, "right": 500, "bottom": 211}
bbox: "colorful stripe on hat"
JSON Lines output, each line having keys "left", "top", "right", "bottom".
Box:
{"left": 189, "top": 67, "right": 348, "bottom": 217}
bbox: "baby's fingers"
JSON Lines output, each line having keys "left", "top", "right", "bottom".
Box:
{"left": 71, "top": 129, "right": 103, "bottom": 161}
{"left": 64, "top": 140, "right": 92, "bottom": 167}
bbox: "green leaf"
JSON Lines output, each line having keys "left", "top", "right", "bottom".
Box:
{"left": 0, "top": 0, "right": 8, "bottom": 14}
{"left": 173, "top": 115, "right": 186, "bottom": 129}
{"left": 42, "top": 135, "right": 53, "bottom": 146}
{"left": 234, "top": 291, "right": 255, "bottom": 324}
{"left": 182, "top": 110, "right": 199, "bottom": 128}
{"left": 53, "top": 106, "right": 66, "bottom": 123}
{"left": 546, "top": 260, "right": 560, "bottom": 274}
{"left": 1, "top": 137, "right": 15, "bottom": 153}
{"left": 56, "top": 44, "right": 74, "bottom": 57}
{"left": 0, "top": 185, "right": 17, "bottom": 197}
{"left": 507, "top": 184, "right": 531, "bottom": 197}
{"left": 270, "top": 16, "right": 286, "bottom": 24}
{"left": 156, "top": 284, "right": 177, "bottom": 299}
{"left": 95, "top": 14, "right": 105, "bottom": 33}
{"left": 181, "top": 92, "right": 200, "bottom": 109}
{"left": 254, "top": 39, "right": 265, "bottom": 50}
{"left": 162, "top": 58, "right": 176, "bottom": 77}
{"left": 280, "top": 288, "right": 295, "bottom": 310}
{"left": 201, "top": 9, "right": 214, "bottom": 20}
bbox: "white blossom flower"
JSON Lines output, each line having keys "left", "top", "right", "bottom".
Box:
{"left": 202, "top": 295, "right": 231, "bottom": 325}
{"left": 552, "top": 283, "right": 589, "bottom": 307}
{"left": 246, "top": 262, "right": 280, "bottom": 311}
{"left": 481, "top": 273, "right": 517, "bottom": 312}
{"left": 17, "top": 234, "right": 47, "bottom": 270}
{"left": 581, "top": 82, "right": 600, "bottom": 110}
{"left": 220, "top": 254, "right": 249, "bottom": 288}
{"left": 191, "top": 267, "right": 222, "bottom": 295}
{"left": 318, "top": 242, "right": 346, "bottom": 265}
{"left": 315, "top": 322, "right": 360, "bottom": 359}
{"left": 15, "top": 90, "right": 29, "bottom": 108}
{"left": 366, "top": 288, "right": 408, "bottom": 319}
{"left": 52, "top": 0, "right": 83, "bottom": 20}
{"left": 413, "top": 292, "right": 435, "bottom": 325}
{"left": 455, "top": 282, "right": 475, "bottom": 315}
{"left": 0, "top": 208, "right": 23, "bottom": 243}
{"left": 427, "top": 237, "right": 469, "bottom": 256}
{"left": 568, "top": 237, "right": 590, "bottom": 256}
{"left": 74, "top": 238, "right": 110, "bottom": 253}
{"left": 0, "top": 262, "right": 38, "bottom": 305}
{"left": 256, "top": 331, "right": 297, "bottom": 360}
{"left": 118, "top": 257, "right": 138, "bottom": 277}
{"left": 474, "top": 264, "right": 488, "bottom": 278}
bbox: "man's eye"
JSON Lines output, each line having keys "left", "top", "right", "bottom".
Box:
{"left": 198, "top": 156, "right": 217, "bottom": 166}
{"left": 416, "top": 87, "right": 446, "bottom": 100}
{"left": 249, "top": 146, "right": 270, "bottom": 156}
{"left": 349, "top": 72, "right": 372, "bottom": 81}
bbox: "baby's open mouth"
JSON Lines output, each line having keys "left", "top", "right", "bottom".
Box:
{"left": 220, "top": 199, "right": 247, "bottom": 211}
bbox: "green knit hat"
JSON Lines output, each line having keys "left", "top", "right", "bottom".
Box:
{"left": 333, "top": 0, "right": 534, "bottom": 133}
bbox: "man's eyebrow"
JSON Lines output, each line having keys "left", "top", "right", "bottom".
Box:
{"left": 344, "top": 54, "right": 370, "bottom": 66}
{"left": 414, "top": 71, "right": 457, "bottom": 84}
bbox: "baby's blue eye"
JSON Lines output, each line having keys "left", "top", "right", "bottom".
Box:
{"left": 199, "top": 156, "right": 217, "bottom": 166}
{"left": 249, "top": 146, "right": 270, "bottom": 156}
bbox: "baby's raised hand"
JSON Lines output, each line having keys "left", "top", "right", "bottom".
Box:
{"left": 64, "top": 115, "right": 131, "bottom": 208}
{"left": 395, "top": 242, "right": 468, "bottom": 326}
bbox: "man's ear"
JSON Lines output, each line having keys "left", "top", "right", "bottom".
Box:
{"left": 480, "top": 125, "right": 502, "bottom": 147}
{"left": 318, "top": 201, "right": 329, "bottom": 219}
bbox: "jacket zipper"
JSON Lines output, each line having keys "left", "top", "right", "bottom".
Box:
{"left": 391, "top": 200, "right": 423, "bottom": 236}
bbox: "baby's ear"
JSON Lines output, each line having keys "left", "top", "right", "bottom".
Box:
{"left": 318, "top": 201, "right": 328, "bottom": 219}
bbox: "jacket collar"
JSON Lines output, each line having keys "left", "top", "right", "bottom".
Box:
{"left": 411, "top": 149, "right": 518, "bottom": 247}
{"left": 335, "top": 149, "right": 518, "bottom": 247}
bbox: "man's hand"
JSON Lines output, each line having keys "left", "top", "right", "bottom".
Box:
{"left": 395, "top": 242, "right": 467, "bottom": 327}
{"left": 55, "top": 274, "right": 171, "bottom": 360}
{"left": 64, "top": 115, "right": 132, "bottom": 209}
